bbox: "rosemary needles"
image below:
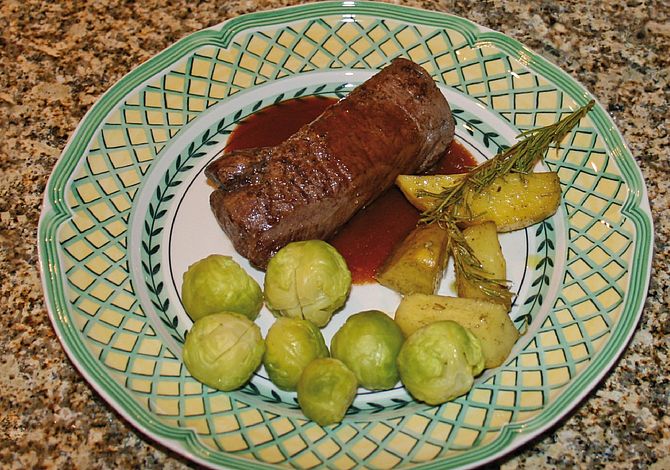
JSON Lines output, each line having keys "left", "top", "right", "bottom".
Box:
{"left": 425, "top": 100, "right": 595, "bottom": 304}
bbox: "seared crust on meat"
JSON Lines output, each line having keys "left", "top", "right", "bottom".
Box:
{"left": 205, "top": 58, "right": 455, "bottom": 268}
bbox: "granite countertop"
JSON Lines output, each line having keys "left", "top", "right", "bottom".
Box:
{"left": 1, "top": 0, "right": 668, "bottom": 468}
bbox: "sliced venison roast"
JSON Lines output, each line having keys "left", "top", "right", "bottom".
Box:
{"left": 205, "top": 58, "right": 455, "bottom": 268}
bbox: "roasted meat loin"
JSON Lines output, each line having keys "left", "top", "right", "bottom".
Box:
{"left": 205, "top": 58, "right": 455, "bottom": 269}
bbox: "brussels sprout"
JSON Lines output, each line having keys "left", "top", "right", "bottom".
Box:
{"left": 297, "top": 358, "right": 357, "bottom": 426}
{"left": 182, "top": 254, "right": 262, "bottom": 321}
{"left": 264, "top": 240, "right": 351, "bottom": 327}
{"left": 183, "top": 312, "right": 265, "bottom": 391}
{"left": 263, "top": 317, "right": 329, "bottom": 391}
{"left": 331, "top": 310, "right": 404, "bottom": 390}
{"left": 396, "top": 321, "right": 484, "bottom": 405}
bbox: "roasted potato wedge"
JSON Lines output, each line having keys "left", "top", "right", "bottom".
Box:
{"left": 396, "top": 173, "right": 465, "bottom": 212}
{"left": 457, "top": 221, "right": 511, "bottom": 310}
{"left": 376, "top": 223, "right": 449, "bottom": 295}
{"left": 394, "top": 294, "right": 519, "bottom": 368}
{"left": 396, "top": 172, "right": 561, "bottom": 232}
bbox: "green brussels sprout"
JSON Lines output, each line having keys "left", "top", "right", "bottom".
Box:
{"left": 183, "top": 312, "right": 265, "bottom": 391}
{"left": 297, "top": 358, "right": 357, "bottom": 426}
{"left": 264, "top": 240, "right": 351, "bottom": 328}
{"left": 331, "top": 310, "right": 404, "bottom": 391}
{"left": 182, "top": 254, "right": 262, "bottom": 321}
{"left": 263, "top": 317, "right": 329, "bottom": 391}
{"left": 396, "top": 320, "right": 484, "bottom": 405}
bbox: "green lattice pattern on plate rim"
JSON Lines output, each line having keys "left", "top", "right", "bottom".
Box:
{"left": 39, "top": 2, "right": 652, "bottom": 469}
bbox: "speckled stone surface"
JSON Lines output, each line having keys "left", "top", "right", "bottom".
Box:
{"left": 1, "top": 0, "right": 668, "bottom": 468}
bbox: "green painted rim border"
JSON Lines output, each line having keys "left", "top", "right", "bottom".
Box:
{"left": 38, "top": 1, "right": 653, "bottom": 468}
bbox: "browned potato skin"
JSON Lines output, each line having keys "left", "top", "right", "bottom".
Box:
{"left": 396, "top": 172, "right": 561, "bottom": 232}
{"left": 376, "top": 223, "right": 449, "bottom": 295}
{"left": 394, "top": 294, "right": 519, "bottom": 368}
{"left": 457, "top": 221, "right": 511, "bottom": 310}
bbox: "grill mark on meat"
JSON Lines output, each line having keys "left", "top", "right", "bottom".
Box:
{"left": 205, "top": 58, "right": 455, "bottom": 268}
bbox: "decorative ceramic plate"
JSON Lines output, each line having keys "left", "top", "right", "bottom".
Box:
{"left": 39, "top": 2, "right": 653, "bottom": 468}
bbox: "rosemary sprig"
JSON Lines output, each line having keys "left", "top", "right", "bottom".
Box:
{"left": 423, "top": 100, "right": 595, "bottom": 225}
{"left": 443, "top": 217, "right": 514, "bottom": 306}
{"left": 426, "top": 100, "right": 595, "bottom": 303}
